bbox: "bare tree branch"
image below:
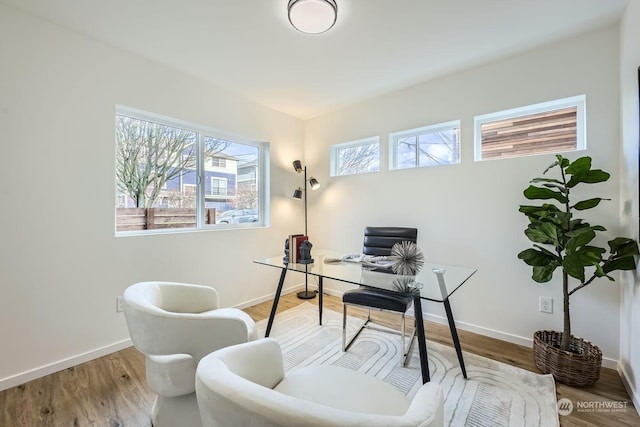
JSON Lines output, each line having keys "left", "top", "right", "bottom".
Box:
{"left": 338, "top": 144, "right": 379, "bottom": 175}
{"left": 115, "top": 116, "right": 229, "bottom": 207}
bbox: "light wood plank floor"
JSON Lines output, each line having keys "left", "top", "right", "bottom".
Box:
{"left": 1, "top": 292, "right": 638, "bottom": 426}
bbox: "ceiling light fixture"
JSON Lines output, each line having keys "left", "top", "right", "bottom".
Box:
{"left": 288, "top": 0, "right": 337, "bottom": 34}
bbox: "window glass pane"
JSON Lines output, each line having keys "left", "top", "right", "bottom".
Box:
{"left": 480, "top": 107, "right": 577, "bottom": 160}
{"left": 474, "top": 95, "right": 585, "bottom": 161}
{"left": 391, "top": 121, "right": 460, "bottom": 170}
{"left": 418, "top": 128, "right": 459, "bottom": 167}
{"left": 115, "top": 115, "right": 197, "bottom": 231}
{"left": 336, "top": 142, "right": 380, "bottom": 176}
{"left": 396, "top": 136, "right": 417, "bottom": 169}
{"left": 115, "top": 109, "right": 267, "bottom": 234}
{"left": 204, "top": 137, "right": 260, "bottom": 225}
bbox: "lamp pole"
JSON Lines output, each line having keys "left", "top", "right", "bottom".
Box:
{"left": 297, "top": 165, "right": 316, "bottom": 299}
{"left": 298, "top": 164, "right": 315, "bottom": 299}
{"left": 303, "top": 166, "right": 308, "bottom": 237}
{"left": 292, "top": 159, "right": 317, "bottom": 299}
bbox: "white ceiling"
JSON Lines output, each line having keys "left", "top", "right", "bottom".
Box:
{"left": 1, "top": 0, "right": 629, "bottom": 120}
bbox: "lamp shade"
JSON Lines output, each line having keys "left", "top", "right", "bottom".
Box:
{"left": 292, "top": 188, "right": 303, "bottom": 199}
{"left": 309, "top": 177, "right": 320, "bottom": 190}
{"left": 292, "top": 159, "right": 303, "bottom": 173}
{"left": 288, "top": 0, "right": 337, "bottom": 34}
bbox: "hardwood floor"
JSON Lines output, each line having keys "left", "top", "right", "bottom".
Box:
{"left": 1, "top": 292, "right": 638, "bottom": 426}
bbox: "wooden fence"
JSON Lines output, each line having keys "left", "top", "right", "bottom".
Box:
{"left": 116, "top": 208, "right": 217, "bottom": 232}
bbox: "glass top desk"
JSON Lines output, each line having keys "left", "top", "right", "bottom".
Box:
{"left": 254, "top": 249, "right": 477, "bottom": 384}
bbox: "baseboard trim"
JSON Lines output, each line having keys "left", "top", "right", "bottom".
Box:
{"left": 325, "top": 286, "right": 619, "bottom": 369}
{"left": 234, "top": 283, "right": 306, "bottom": 309}
{"left": 418, "top": 311, "right": 617, "bottom": 369}
{"left": 619, "top": 363, "right": 640, "bottom": 416}
{"left": 0, "top": 339, "right": 133, "bottom": 392}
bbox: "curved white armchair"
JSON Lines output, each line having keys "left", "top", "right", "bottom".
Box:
{"left": 196, "top": 338, "right": 444, "bottom": 427}
{"left": 123, "top": 281, "right": 258, "bottom": 427}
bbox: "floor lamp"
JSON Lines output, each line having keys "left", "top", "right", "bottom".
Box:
{"left": 292, "top": 160, "right": 320, "bottom": 299}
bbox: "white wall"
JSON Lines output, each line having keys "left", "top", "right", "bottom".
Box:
{"left": 0, "top": 4, "right": 305, "bottom": 389}
{"left": 305, "top": 26, "right": 623, "bottom": 365}
{"left": 619, "top": 1, "right": 640, "bottom": 412}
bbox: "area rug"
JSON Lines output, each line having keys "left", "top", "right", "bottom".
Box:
{"left": 257, "top": 303, "right": 559, "bottom": 427}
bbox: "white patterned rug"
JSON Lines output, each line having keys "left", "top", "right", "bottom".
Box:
{"left": 257, "top": 303, "right": 559, "bottom": 427}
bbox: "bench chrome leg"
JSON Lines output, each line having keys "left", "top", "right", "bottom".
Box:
{"left": 343, "top": 303, "right": 417, "bottom": 367}
{"left": 343, "top": 304, "right": 370, "bottom": 352}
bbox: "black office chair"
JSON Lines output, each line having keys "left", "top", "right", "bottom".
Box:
{"left": 342, "top": 227, "right": 418, "bottom": 366}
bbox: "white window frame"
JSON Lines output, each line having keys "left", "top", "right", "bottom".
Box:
{"left": 115, "top": 105, "right": 270, "bottom": 235}
{"left": 389, "top": 120, "right": 461, "bottom": 170}
{"left": 474, "top": 95, "right": 586, "bottom": 161}
{"left": 329, "top": 136, "right": 380, "bottom": 177}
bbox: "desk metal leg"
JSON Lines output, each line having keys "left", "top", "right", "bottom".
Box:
{"left": 434, "top": 269, "right": 467, "bottom": 379}
{"left": 443, "top": 298, "right": 467, "bottom": 379}
{"left": 413, "top": 296, "right": 430, "bottom": 383}
{"left": 265, "top": 268, "right": 287, "bottom": 337}
{"left": 318, "top": 276, "right": 323, "bottom": 325}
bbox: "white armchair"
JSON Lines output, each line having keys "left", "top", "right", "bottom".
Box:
{"left": 196, "top": 338, "right": 444, "bottom": 427}
{"left": 123, "top": 281, "right": 258, "bottom": 427}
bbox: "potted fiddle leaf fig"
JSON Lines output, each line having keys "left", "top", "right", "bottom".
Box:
{"left": 518, "top": 154, "right": 638, "bottom": 386}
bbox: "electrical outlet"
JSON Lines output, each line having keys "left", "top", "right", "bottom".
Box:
{"left": 116, "top": 296, "right": 124, "bottom": 313}
{"left": 539, "top": 297, "right": 553, "bottom": 314}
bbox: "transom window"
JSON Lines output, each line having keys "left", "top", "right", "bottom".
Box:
{"left": 474, "top": 95, "right": 586, "bottom": 161}
{"left": 389, "top": 121, "right": 460, "bottom": 170}
{"left": 330, "top": 137, "right": 380, "bottom": 176}
{"left": 115, "top": 106, "right": 268, "bottom": 234}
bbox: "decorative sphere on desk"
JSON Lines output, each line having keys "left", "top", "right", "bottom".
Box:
{"left": 390, "top": 241, "right": 424, "bottom": 275}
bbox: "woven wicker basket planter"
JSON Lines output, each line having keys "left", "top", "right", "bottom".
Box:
{"left": 533, "top": 330, "right": 602, "bottom": 387}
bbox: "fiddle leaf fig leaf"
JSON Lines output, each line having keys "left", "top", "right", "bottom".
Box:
{"left": 543, "top": 159, "right": 561, "bottom": 174}
{"left": 524, "top": 222, "right": 559, "bottom": 245}
{"left": 563, "top": 253, "right": 585, "bottom": 282}
{"left": 609, "top": 237, "right": 640, "bottom": 258}
{"left": 531, "top": 177, "right": 564, "bottom": 185}
{"left": 532, "top": 263, "right": 558, "bottom": 283}
{"left": 575, "top": 246, "right": 605, "bottom": 265}
{"left": 542, "top": 183, "right": 567, "bottom": 192}
{"left": 519, "top": 204, "right": 556, "bottom": 216}
{"left": 603, "top": 256, "right": 637, "bottom": 273}
{"left": 558, "top": 155, "right": 570, "bottom": 169}
{"left": 566, "top": 170, "right": 610, "bottom": 188}
{"left": 523, "top": 185, "right": 567, "bottom": 203}
{"left": 533, "top": 244, "right": 558, "bottom": 258}
{"left": 572, "top": 198, "right": 608, "bottom": 211}
{"left": 518, "top": 248, "right": 557, "bottom": 266}
{"left": 565, "top": 229, "right": 596, "bottom": 252}
{"left": 565, "top": 156, "right": 591, "bottom": 174}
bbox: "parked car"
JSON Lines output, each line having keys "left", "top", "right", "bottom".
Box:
{"left": 216, "top": 209, "right": 258, "bottom": 224}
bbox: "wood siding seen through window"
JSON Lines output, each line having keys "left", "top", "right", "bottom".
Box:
{"left": 480, "top": 107, "right": 577, "bottom": 159}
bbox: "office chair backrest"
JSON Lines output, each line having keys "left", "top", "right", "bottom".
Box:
{"left": 362, "top": 227, "right": 418, "bottom": 257}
